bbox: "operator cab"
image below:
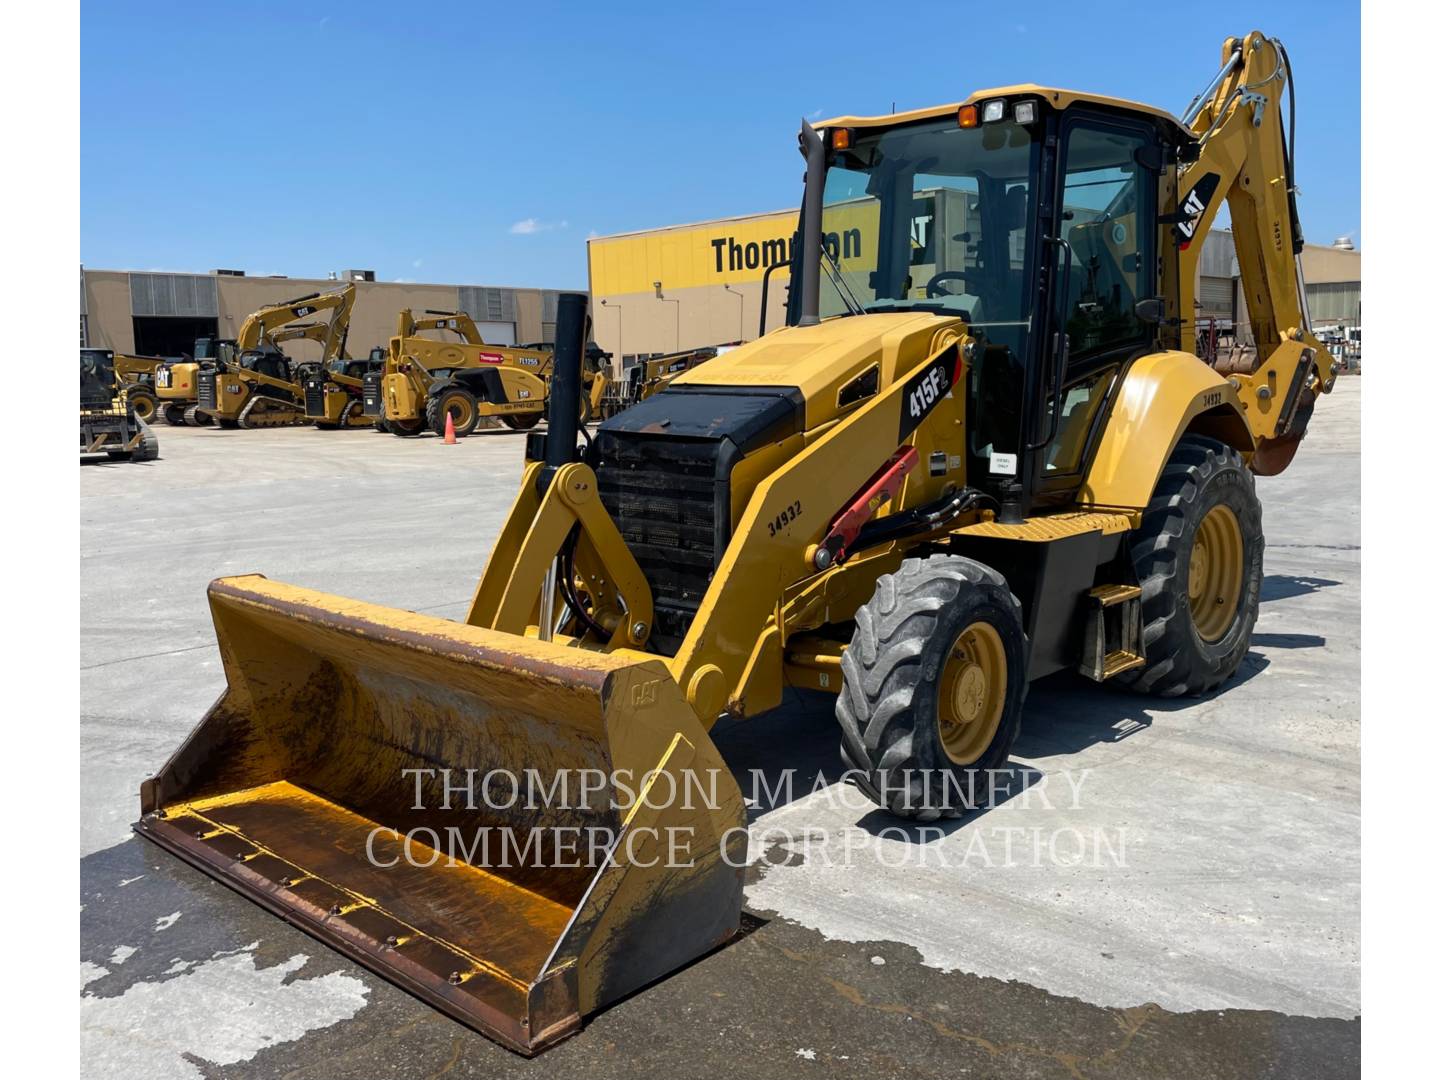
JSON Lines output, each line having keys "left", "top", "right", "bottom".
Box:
{"left": 238, "top": 348, "right": 291, "bottom": 382}
{"left": 80, "top": 348, "right": 117, "bottom": 408}
{"left": 794, "top": 89, "right": 1192, "bottom": 515}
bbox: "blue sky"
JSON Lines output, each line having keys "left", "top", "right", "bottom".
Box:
{"left": 81, "top": 1, "right": 1360, "bottom": 288}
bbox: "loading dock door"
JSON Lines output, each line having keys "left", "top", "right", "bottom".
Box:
{"left": 473, "top": 321, "right": 516, "bottom": 345}
{"left": 132, "top": 316, "right": 219, "bottom": 357}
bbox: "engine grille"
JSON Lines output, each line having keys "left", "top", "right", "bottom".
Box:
{"left": 304, "top": 379, "right": 326, "bottom": 417}
{"left": 596, "top": 440, "right": 722, "bottom": 656}
{"left": 196, "top": 371, "right": 217, "bottom": 410}
{"left": 362, "top": 371, "right": 384, "bottom": 416}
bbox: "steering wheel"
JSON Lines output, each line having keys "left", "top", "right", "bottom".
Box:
{"left": 925, "top": 270, "right": 972, "bottom": 299}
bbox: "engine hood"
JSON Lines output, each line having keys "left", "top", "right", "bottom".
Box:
{"left": 670, "top": 312, "right": 964, "bottom": 429}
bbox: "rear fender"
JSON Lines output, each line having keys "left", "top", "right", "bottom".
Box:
{"left": 1080, "top": 350, "right": 1254, "bottom": 511}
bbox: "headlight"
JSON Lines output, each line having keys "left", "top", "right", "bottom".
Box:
{"left": 981, "top": 99, "right": 1006, "bottom": 123}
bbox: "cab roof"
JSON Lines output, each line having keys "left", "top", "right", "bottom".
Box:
{"left": 817, "top": 84, "right": 1192, "bottom": 141}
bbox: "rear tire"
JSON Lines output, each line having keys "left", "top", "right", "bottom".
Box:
{"left": 426, "top": 387, "right": 479, "bottom": 437}
{"left": 1117, "top": 434, "right": 1263, "bottom": 697}
{"left": 501, "top": 412, "right": 541, "bottom": 431}
{"left": 388, "top": 416, "right": 425, "bottom": 437}
{"left": 838, "top": 554, "right": 1028, "bottom": 820}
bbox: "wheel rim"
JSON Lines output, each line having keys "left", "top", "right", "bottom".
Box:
{"left": 448, "top": 396, "right": 474, "bottom": 428}
{"left": 132, "top": 397, "right": 155, "bottom": 422}
{"left": 1188, "top": 503, "right": 1244, "bottom": 642}
{"left": 937, "top": 621, "right": 1007, "bottom": 765}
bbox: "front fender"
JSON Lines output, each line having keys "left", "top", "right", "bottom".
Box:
{"left": 1080, "top": 350, "right": 1254, "bottom": 511}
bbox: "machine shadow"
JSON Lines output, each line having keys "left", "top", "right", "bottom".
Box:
{"left": 1261, "top": 574, "right": 1341, "bottom": 601}
{"left": 714, "top": 652, "right": 1274, "bottom": 837}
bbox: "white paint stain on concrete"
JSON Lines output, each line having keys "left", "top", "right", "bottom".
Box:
{"left": 153, "top": 911, "right": 181, "bottom": 931}
{"left": 80, "top": 947, "right": 369, "bottom": 1078}
{"left": 108, "top": 945, "right": 137, "bottom": 966}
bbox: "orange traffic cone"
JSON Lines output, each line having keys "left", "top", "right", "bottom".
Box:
{"left": 443, "top": 410, "right": 457, "bottom": 445}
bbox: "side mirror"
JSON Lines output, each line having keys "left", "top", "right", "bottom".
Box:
{"left": 1134, "top": 297, "right": 1167, "bottom": 324}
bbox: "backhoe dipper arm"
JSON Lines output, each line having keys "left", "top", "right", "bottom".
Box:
{"left": 234, "top": 284, "right": 357, "bottom": 355}
{"left": 1171, "top": 31, "right": 1336, "bottom": 473}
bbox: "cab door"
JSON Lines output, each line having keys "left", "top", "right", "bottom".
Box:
{"left": 1028, "top": 113, "right": 1162, "bottom": 507}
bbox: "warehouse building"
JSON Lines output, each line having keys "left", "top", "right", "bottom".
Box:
{"left": 587, "top": 212, "right": 1360, "bottom": 361}
{"left": 80, "top": 267, "right": 580, "bottom": 361}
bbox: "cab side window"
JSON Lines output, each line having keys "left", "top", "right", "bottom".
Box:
{"left": 1057, "top": 126, "right": 1152, "bottom": 359}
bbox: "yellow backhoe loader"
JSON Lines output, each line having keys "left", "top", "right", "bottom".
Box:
{"left": 194, "top": 285, "right": 357, "bottom": 429}
{"left": 368, "top": 309, "right": 609, "bottom": 436}
{"left": 138, "top": 32, "right": 1332, "bottom": 1054}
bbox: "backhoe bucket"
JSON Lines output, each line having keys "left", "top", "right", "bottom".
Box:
{"left": 135, "top": 575, "right": 746, "bottom": 1054}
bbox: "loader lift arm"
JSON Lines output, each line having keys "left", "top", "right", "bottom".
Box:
{"left": 1168, "top": 31, "right": 1336, "bottom": 472}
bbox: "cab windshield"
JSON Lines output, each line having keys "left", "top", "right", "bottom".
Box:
{"left": 820, "top": 116, "right": 1040, "bottom": 342}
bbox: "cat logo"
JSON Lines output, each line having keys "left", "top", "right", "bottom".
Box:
{"left": 1175, "top": 172, "right": 1220, "bottom": 249}
{"left": 630, "top": 679, "right": 660, "bottom": 707}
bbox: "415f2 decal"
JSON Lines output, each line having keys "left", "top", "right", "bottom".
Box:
{"left": 897, "top": 343, "right": 959, "bottom": 444}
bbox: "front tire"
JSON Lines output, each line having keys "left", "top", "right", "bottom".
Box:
{"left": 127, "top": 388, "right": 159, "bottom": 424}
{"left": 426, "top": 387, "right": 479, "bottom": 437}
{"left": 1118, "top": 434, "right": 1263, "bottom": 697}
{"left": 838, "top": 554, "right": 1028, "bottom": 820}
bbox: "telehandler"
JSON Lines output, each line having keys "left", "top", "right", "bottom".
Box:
{"left": 111, "top": 353, "right": 166, "bottom": 424}
{"left": 194, "top": 285, "right": 356, "bottom": 429}
{"left": 138, "top": 32, "right": 1332, "bottom": 1054}
{"left": 369, "top": 309, "right": 609, "bottom": 436}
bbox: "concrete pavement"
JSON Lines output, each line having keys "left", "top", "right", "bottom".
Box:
{"left": 80, "top": 381, "right": 1361, "bottom": 1078}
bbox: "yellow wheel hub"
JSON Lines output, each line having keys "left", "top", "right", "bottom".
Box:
{"left": 448, "top": 396, "right": 474, "bottom": 427}
{"left": 1188, "top": 503, "right": 1243, "bottom": 642}
{"left": 937, "top": 621, "right": 1006, "bottom": 765}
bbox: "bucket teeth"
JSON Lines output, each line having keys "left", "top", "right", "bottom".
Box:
{"left": 136, "top": 574, "right": 746, "bottom": 1054}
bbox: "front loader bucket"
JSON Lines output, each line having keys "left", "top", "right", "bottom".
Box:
{"left": 135, "top": 576, "right": 746, "bottom": 1054}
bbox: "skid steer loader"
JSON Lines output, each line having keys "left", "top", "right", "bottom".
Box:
{"left": 303, "top": 348, "right": 387, "bottom": 429}
{"left": 81, "top": 348, "right": 158, "bottom": 462}
{"left": 138, "top": 31, "right": 1333, "bottom": 1054}
{"left": 369, "top": 309, "right": 609, "bottom": 436}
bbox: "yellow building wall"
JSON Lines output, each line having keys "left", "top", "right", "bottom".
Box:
{"left": 588, "top": 210, "right": 799, "bottom": 358}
